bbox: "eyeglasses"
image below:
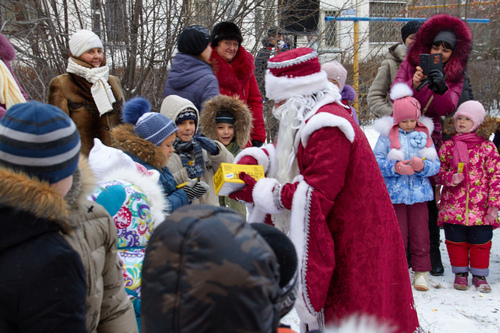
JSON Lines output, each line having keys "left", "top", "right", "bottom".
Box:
{"left": 223, "top": 41, "right": 239, "bottom": 48}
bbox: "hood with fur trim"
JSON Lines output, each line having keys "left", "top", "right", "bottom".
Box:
{"left": 0, "top": 33, "right": 16, "bottom": 61}
{"left": 111, "top": 123, "right": 168, "bottom": 170}
{"left": 0, "top": 166, "right": 71, "bottom": 237}
{"left": 407, "top": 14, "right": 472, "bottom": 83}
{"left": 64, "top": 155, "right": 98, "bottom": 210}
{"left": 443, "top": 115, "right": 500, "bottom": 139}
{"left": 199, "top": 95, "right": 253, "bottom": 148}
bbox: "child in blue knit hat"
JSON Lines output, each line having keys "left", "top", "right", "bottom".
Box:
{"left": 111, "top": 97, "right": 209, "bottom": 212}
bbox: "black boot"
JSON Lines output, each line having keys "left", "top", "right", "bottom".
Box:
{"left": 428, "top": 199, "right": 444, "bottom": 276}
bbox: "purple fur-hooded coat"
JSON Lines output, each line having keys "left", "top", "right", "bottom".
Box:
{"left": 0, "top": 34, "right": 29, "bottom": 118}
{"left": 392, "top": 14, "right": 472, "bottom": 150}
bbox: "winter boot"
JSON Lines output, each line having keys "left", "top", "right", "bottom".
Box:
{"left": 453, "top": 272, "right": 468, "bottom": 291}
{"left": 472, "top": 275, "right": 491, "bottom": 293}
{"left": 414, "top": 271, "right": 429, "bottom": 291}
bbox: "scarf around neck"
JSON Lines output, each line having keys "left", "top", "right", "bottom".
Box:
{"left": 173, "top": 137, "right": 204, "bottom": 169}
{"left": 451, "top": 133, "right": 486, "bottom": 173}
{"left": 66, "top": 57, "right": 116, "bottom": 116}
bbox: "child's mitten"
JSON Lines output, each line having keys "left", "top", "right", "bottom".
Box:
{"left": 411, "top": 156, "right": 425, "bottom": 172}
{"left": 182, "top": 179, "right": 209, "bottom": 202}
{"left": 451, "top": 173, "right": 464, "bottom": 185}
{"left": 195, "top": 136, "right": 219, "bottom": 155}
{"left": 395, "top": 160, "right": 415, "bottom": 175}
{"left": 485, "top": 207, "right": 498, "bottom": 223}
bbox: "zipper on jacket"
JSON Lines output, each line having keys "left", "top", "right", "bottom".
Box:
{"left": 465, "top": 178, "right": 470, "bottom": 225}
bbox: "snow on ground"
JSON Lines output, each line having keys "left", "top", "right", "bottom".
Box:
{"left": 281, "top": 125, "right": 500, "bottom": 332}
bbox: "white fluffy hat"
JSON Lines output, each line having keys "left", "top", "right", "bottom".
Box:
{"left": 69, "top": 30, "right": 103, "bottom": 57}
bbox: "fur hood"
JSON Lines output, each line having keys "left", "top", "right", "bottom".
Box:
{"left": 199, "top": 95, "right": 253, "bottom": 148}
{"left": 407, "top": 14, "right": 472, "bottom": 83}
{"left": 111, "top": 123, "right": 168, "bottom": 170}
{"left": 443, "top": 115, "right": 500, "bottom": 139}
{"left": 0, "top": 33, "right": 16, "bottom": 61}
{"left": 210, "top": 45, "right": 255, "bottom": 92}
{"left": 64, "top": 155, "right": 98, "bottom": 210}
{"left": 0, "top": 166, "right": 70, "bottom": 232}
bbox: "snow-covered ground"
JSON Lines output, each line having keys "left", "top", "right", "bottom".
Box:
{"left": 281, "top": 126, "right": 500, "bottom": 332}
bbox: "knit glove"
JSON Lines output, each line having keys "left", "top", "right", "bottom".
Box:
{"left": 485, "top": 207, "right": 499, "bottom": 223}
{"left": 451, "top": 173, "right": 464, "bottom": 186}
{"left": 182, "top": 179, "right": 209, "bottom": 202}
{"left": 186, "top": 164, "right": 205, "bottom": 179}
{"left": 411, "top": 156, "right": 425, "bottom": 172}
{"left": 195, "top": 136, "right": 219, "bottom": 155}
{"left": 228, "top": 172, "right": 257, "bottom": 204}
{"left": 428, "top": 69, "right": 448, "bottom": 95}
{"left": 395, "top": 160, "right": 415, "bottom": 175}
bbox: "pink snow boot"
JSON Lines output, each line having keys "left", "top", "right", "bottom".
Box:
{"left": 472, "top": 275, "right": 491, "bottom": 293}
{"left": 453, "top": 272, "right": 468, "bottom": 291}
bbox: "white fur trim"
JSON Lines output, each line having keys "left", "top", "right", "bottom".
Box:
{"left": 387, "top": 148, "right": 405, "bottom": 162}
{"left": 265, "top": 70, "right": 329, "bottom": 101}
{"left": 252, "top": 178, "right": 284, "bottom": 215}
{"left": 418, "top": 115, "right": 434, "bottom": 134}
{"left": 323, "top": 314, "right": 398, "bottom": 333}
{"left": 100, "top": 167, "right": 167, "bottom": 227}
{"left": 390, "top": 83, "right": 413, "bottom": 100}
{"left": 300, "top": 113, "right": 355, "bottom": 148}
{"left": 418, "top": 146, "right": 438, "bottom": 162}
{"left": 246, "top": 206, "right": 268, "bottom": 223}
{"left": 234, "top": 147, "right": 270, "bottom": 174}
{"left": 263, "top": 143, "right": 278, "bottom": 178}
{"left": 373, "top": 116, "right": 394, "bottom": 136}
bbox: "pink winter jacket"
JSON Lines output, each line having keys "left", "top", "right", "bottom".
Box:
{"left": 437, "top": 136, "right": 500, "bottom": 228}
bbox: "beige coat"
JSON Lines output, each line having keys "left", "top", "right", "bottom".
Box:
{"left": 63, "top": 157, "right": 138, "bottom": 333}
{"left": 367, "top": 43, "right": 407, "bottom": 118}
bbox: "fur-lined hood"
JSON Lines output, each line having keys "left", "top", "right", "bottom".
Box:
{"left": 407, "top": 14, "right": 472, "bottom": 83}
{"left": 111, "top": 123, "right": 168, "bottom": 170}
{"left": 199, "top": 95, "right": 253, "bottom": 148}
{"left": 64, "top": 155, "right": 99, "bottom": 210}
{"left": 0, "top": 33, "right": 16, "bottom": 61}
{"left": 374, "top": 115, "right": 435, "bottom": 138}
{"left": 443, "top": 115, "right": 500, "bottom": 139}
{"left": 0, "top": 166, "right": 70, "bottom": 232}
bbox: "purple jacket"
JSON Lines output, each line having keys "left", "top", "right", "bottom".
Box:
{"left": 163, "top": 52, "right": 219, "bottom": 112}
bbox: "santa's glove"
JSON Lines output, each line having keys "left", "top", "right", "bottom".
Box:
{"left": 182, "top": 179, "right": 209, "bottom": 202}
{"left": 195, "top": 136, "right": 219, "bottom": 155}
{"left": 395, "top": 160, "right": 415, "bottom": 175}
{"left": 451, "top": 173, "right": 465, "bottom": 185}
{"left": 411, "top": 156, "right": 425, "bottom": 172}
{"left": 228, "top": 172, "right": 257, "bottom": 204}
{"left": 485, "top": 207, "right": 499, "bottom": 223}
{"left": 186, "top": 164, "right": 205, "bottom": 179}
{"left": 428, "top": 69, "right": 448, "bottom": 95}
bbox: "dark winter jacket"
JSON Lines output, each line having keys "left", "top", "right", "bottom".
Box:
{"left": 163, "top": 52, "right": 219, "bottom": 112}
{"left": 210, "top": 46, "right": 266, "bottom": 145}
{"left": 393, "top": 14, "right": 472, "bottom": 150}
{"left": 141, "top": 204, "right": 281, "bottom": 333}
{"left": 48, "top": 57, "right": 124, "bottom": 156}
{"left": 0, "top": 167, "right": 87, "bottom": 333}
{"left": 111, "top": 123, "right": 189, "bottom": 213}
{"left": 0, "top": 33, "right": 29, "bottom": 118}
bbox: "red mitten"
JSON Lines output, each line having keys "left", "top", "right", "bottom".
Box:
{"left": 451, "top": 173, "right": 465, "bottom": 185}
{"left": 411, "top": 156, "right": 425, "bottom": 172}
{"left": 395, "top": 160, "right": 415, "bottom": 175}
{"left": 485, "top": 207, "right": 499, "bottom": 223}
{"left": 228, "top": 172, "right": 257, "bottom": 204}
{"left": 237, "top": 155, "right": 258, "bottom": 165}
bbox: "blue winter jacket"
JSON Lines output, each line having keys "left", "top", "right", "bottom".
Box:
{"left": 163, "top": 53, "right": 219, "bottom": 111}
{"left": 373, "top": 127, "right": 440, "bottom": 205}
{"left": 127, "top": 154, "right": 189, "bottom": 214}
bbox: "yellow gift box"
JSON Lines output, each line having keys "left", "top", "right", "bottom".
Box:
{"left": 213, "top": 163, "right": 265, "bottom": 196}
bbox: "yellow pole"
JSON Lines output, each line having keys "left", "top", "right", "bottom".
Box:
{"left": 353, "top": 19, "right": 359, "bottom": 112}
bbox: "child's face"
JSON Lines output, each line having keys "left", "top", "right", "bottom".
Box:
{"left": 160, "top": 133, "right": 177, "bottom": 159}
{"left": 398, "top": 119, "right": 417, "bottom": 132}
{"left": 328, "top": 78, "right": 340, "bottom": 88}
{"left": 50, "top": 175, "right": 74, "bottom": 197}
{"left": 455, "top": 115, "right": 474, "bottom": 134}
{"left": 80, "top": 48, "right": 103, "bottom": 68}
{"left": 216, "top": 123, "right": 235, "bottom": 146}
{"left": 176, "top": 119, "right": 196, "bottom": 142}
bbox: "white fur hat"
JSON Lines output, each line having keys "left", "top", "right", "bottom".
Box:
{"left": 88, "top": 138, "right": 136, "bottom": 180}
{"left": 69, "top": 30, "right": 103, "bottom": 57}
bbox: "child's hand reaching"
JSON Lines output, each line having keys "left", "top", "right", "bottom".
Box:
{"left": 485, "top": 207, "right": 498, "bottom": 223}
{"left": 395, "top": 160, "right": 415, "bottom": 175}
{"left": 451, "top": 173, "right": 464, "bottom": 186}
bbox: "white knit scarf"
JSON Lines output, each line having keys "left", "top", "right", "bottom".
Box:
{"left": 0, "top": 59, "right": 26, "bottom": 109}
{"left": 66, "top": 57, "right": 116, "bottom": 116}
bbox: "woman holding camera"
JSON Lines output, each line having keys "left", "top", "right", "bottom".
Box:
{"left": 392, "top": 13, "right": 472, "bottom": 278}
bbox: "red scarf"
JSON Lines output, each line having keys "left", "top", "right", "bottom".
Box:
{"left": 451, "top": 133, "right": 485, "bottom": 174}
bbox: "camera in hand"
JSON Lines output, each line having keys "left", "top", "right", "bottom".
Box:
{"left": 417, "top": 53, "right": 444, "bottom": 91}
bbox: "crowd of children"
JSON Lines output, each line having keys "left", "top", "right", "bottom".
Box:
{"left": 0, "top": 12, "right": 499, "bottom": 333}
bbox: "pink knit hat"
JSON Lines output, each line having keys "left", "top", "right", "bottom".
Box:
{"left": 321, "top": 61, "right": 347, "bottom": 91}
{"left": 454, "top": 100, "right": 486, "bottom": 132}
{"left": 389, "top": 83, "right": 432, "bottom": 149}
